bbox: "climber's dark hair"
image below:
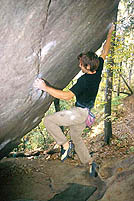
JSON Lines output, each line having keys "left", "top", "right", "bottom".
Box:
{"left": 78, "top": 51, "right": 99, "bottom": 72}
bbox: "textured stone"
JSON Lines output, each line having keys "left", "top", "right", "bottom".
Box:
{"left": 49, "top": 183, "right": 97, "bottom": 201}
{"left": 0, "top": 0, "right": 120, "bottom": 159}
{"left": 98, "top": 156, "right": 134, "bottom": 201}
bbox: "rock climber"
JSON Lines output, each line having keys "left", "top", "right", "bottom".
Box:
{"left": 33, "top": 23, "right": 115, "bottom": 176}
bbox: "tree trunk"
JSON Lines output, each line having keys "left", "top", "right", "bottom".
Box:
{"left": 129, "top": 60, "right": 133, "bottom": 87}
{"left": 104, "top": 27, "right": 116, "bottom": 144}
{"left": 104, "top": 62, "right": 113, "bottom": 144}
{"left": 54, "top": 99, "right": 64, "bottom": 132}
{"left": 117, "top": 62, "right": 122, "bottom": 96}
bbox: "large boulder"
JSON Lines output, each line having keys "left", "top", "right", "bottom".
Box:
{"left": 98, "top": 156, "right": 134, "bottom": 201}
{"left": 0, "top": 0, "right": 120, "bottom": 159}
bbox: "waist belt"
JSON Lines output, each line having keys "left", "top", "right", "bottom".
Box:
{"left": 75, "top": 102, "right": 95, "bottom": 128}
{"left": 75, "top": 101, "right": 94, "bottom": 110}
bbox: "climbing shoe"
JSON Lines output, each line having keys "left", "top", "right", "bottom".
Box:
{"left": 89, "top": 162, "right": 99, "bottom": 177}
{"left": 61, "top": 140, "right": 75, "bottom": 161}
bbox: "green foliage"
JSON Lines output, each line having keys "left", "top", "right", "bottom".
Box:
{"left": 111, "top": 96, "right": 124, "bottom": 106}
{"left": 16, "top": 121, "right": 54, "bottom": 152}
{"left": 61, "top": 80, "right": 76, "bottom": 110}
{"left": 130, "top": 146, "right": 134, "bottom": 152}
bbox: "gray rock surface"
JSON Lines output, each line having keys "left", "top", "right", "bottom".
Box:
{"left": 98, "top": 156, "right": 134, "bottom": 201}
{"left": 48, "top": 183, "right": 97, "bottom": 201}
{"left": 0, "top": 158, "right": 105, "bottom": 201}
{"left": 0, "top": 0, "right": 120, "bottom": 159}
{"left": 1, "top": 156, "right": 134, "bottom": 201}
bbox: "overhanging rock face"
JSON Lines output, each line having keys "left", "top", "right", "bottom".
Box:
{"left": 0, "top": 0, "right": 120, "bottom": 159}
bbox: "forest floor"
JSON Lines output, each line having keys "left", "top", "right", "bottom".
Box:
{"left": 0, "top": 100, "right": 134, "bottom": 201}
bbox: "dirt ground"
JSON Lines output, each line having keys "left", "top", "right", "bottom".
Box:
{"left": 0, "top": 156, "right": 105, "bottom": 201}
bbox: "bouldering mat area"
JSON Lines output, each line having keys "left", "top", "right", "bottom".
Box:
{"left": 48, "top": 183, "right": 97, "bottom": 201}
{"left": 0, "top": 157, "right": 104, "bottom": 201}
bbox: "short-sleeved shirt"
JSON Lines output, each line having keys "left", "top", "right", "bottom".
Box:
{"left": 70, "top": 57, "right": 104, "bottom": 109}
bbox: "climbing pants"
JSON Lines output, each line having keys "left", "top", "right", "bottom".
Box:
{"left": 44, "top": 107, "right": 92, "bottom": 164}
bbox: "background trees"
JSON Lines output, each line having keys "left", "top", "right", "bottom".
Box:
{"left": 104, "top": 0, "right": 134, "bottom": 144}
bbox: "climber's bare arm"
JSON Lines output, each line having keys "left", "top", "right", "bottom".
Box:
{"left": 33, "top": 78, "right": 75, "bottom": 100}
{"left": 101, "top": 24, "right": 115, "bottom": 60}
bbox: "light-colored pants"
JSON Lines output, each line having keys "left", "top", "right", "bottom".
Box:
{"left": 44, "top": 107, "right": 92, "bottom": 164}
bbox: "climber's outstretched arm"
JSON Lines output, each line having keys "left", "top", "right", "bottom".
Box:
{"left": 33, "top": 78, "right": 75, "bottom": 100}
{"left": 101, "top": 24, "right": 115, "bottom": 60}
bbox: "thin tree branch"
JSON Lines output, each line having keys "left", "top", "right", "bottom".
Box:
{"left": 113, "top": 90, "right": 132, "bottom": 96}
{"left": 120, "top": 74, "right": 133, "bottom": 95}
